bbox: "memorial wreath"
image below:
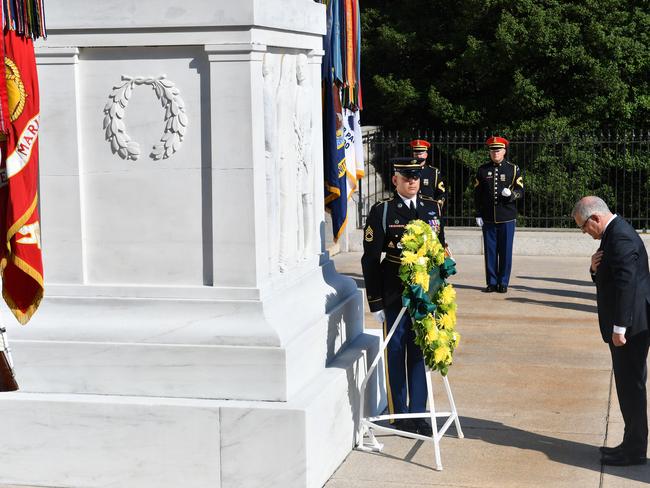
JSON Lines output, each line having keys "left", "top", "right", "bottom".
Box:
{"left": 398, "top": 220, "right": 460, "bottom": 375}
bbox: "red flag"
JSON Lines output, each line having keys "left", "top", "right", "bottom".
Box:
{"left": 0, "top": 29, "right": 43, "bottom": 324}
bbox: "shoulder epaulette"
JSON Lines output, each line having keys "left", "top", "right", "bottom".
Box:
{"left": 380, "top": 195, "right": 394, "bottom": 202}
{"left": 371, "top": 197, "right": 391, "bottom": 210}
{"left": 420, "top": 195, "right": 436, "bottom": 202}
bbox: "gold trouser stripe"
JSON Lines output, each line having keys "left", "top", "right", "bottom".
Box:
{"left": 383, "top": 317, "right": 395, "bottom": 422}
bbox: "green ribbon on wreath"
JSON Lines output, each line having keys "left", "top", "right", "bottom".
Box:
{"left": 402, "top": 283, "right": 437, "bottom": 321}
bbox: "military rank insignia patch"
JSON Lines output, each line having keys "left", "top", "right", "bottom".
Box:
{"left": 388, "top": 241, "right": 395, "bottom": 248}
{"left": 364, "top": 226, "right": 374, "bottom": 242}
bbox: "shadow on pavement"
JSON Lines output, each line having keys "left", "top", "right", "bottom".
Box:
{"left": 518, "top": 275, "right": 594, "bottom": 287}
{"left": 355, "top": 435, "right": 434, "bottom": 471}
{"left": 508, "top": 284, "right": 596, "bottom": 301}
{"left": 450, "top": 283, "right": 485, "bottom": 291}
{"left": 460, "top": 417, "right": 650, "bottom": 483}
{"left": 507, "top": 296, "right": 597, "bottom": 314}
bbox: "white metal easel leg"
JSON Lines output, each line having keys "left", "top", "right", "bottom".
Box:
{"left": 443, "top": 375, "right": 464, "bottom": 439}
{"left": 356, "top": 307, "right": 463, "bottom": 470}
{"left": 425, "top": 367, "right": 442, "bottom": 470}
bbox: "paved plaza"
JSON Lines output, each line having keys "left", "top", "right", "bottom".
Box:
{"left": 326, "top": 252, "right": 650, "bottom": 488}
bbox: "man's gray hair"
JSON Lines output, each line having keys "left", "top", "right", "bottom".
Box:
{"left": 571, "top": 196, "right": 611, "bottom": 221}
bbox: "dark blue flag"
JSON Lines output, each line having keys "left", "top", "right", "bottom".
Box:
{"left": 323, "top": 79, "right": 348, "bottom": 241}
{"left": 323, "top": 0, "right": 348, "bottom": 241}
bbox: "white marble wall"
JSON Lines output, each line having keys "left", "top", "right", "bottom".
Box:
{"left": 0, "top": 2, "right": 381, "bottom": 487}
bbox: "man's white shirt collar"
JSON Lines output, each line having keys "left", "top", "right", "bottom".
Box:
{"left": 397, "top": 192, "right": 417, "bottom": 208}
{"left": 603, "top": 214, "right": 617, "bottom": 232}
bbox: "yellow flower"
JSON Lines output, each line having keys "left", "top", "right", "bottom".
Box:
{"left": 401, "top": 251, "right": 418, "bottom": 265}
{"left": 446, "top": 308, "right": 457, "bottom": 325}
{"left": 438, "top": 312, "right": 455, "bottom": 330}
{"left": 434, "top": 345, "right": 452, "bottom": 365}
{"left": 438, "top": 284, "right": 456, "bottom": 306}
{"left": 414, "top": 271, "right": 430, "bottom": 291}
{"left": 416, "top": 246, "right": 428, "bottom": 258}
{"left": 452, "top": 331, "right": 461, "bottom": 347}
{"left": 426, "top": 326, "right": 439, "bottom": 344}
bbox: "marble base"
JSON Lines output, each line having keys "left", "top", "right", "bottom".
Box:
{"left": 0, "top": 332, "right": 384, "bottom": 488}
{"left": 5, "top": 259, "right": 362, "bottom": 402}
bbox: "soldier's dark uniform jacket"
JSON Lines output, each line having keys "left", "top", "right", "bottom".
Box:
{"left": 361, "top": 193, "right": 445, "bottom": 313}
{"left": 474, "top": 160, "right": 524, "bottom": 223}
{"left": 419, "top": 165, "right": 446, "bottom": 206}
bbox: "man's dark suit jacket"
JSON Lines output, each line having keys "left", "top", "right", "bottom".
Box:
{"left": 592, "top": 216, "right": 650, "bottom": 343}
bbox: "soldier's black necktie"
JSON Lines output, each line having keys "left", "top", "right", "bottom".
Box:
{"left": 409, "top": 200, "right": 417, "bottom": 220}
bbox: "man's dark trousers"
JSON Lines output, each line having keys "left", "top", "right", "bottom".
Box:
{"left": 384, "top": 306, "right": 427, "bottom": 416}
{"left": 482, "top": 221, "right": 515, "bottom": 287}
{"left": 609, "top": 330, "right": 649, "bottom": 455}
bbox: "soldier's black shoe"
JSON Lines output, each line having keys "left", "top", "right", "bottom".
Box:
{"left": 393, "top": 419, "right": 417, "bottom": 434}
{"left": 599, "top": 443, "right": 625, "bottom": 455}
{"left": 482, "top": 285, "right": 497, "bottom": 293}
{"left": 496, "top": 284, "right": 508, "bottom": 293}
{"left": 414, "top": 419, "right": 433, "bottom": 437}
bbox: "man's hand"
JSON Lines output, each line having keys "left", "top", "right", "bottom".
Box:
{"left": 591, "top": 250, "right": 603, "bottom": 274}
{"left": 501, "top": 188, "right": 512, "bottom": 198}
{"left": 476, "top": 217, "right": 483, "bottom": 227}
{"left": 612, "top": 332, "right": 626, "bottom": 347}
{"left": 371, "top": 310, "right": 385, "bottom": 324}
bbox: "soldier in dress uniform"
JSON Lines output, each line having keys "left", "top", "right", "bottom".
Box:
{"left": 410, "top": 139, "right": 446, "bottom": 213}
{"left": 474, "top": 136, "right": 524, "bottom": 293}
{"left": 361, "top": 157, "right": 445, "bottom": 436}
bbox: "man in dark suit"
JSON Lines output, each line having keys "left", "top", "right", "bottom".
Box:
{"left": 572, "top": 196, "right": 650, "bottom": 466}
{"left": 361, "top": 157, "right": 445, "bottom": 437}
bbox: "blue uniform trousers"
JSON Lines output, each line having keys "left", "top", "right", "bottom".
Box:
{"left": 482, "top": 220, "right": 515, "bottom": 287}
{"left": 383, "top": 306, "right": 427, "bottom": 417}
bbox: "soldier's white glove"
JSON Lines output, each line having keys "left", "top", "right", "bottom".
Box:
{"left": 501, "top": 187, "right": 512, "bottom": 197}
{"left": 371, "top": 310, "right": 385, "bottom": 324}
{"left": 476, "top": 217, "right": 483, "bottom": 227}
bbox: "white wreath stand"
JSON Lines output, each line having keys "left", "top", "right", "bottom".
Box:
{"left": 356, "top": 306, "right": 464, "bottom": 470}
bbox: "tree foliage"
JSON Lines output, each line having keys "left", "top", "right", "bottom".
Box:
{"left": 361, "top": 0, "right": 650, "bottom": 132}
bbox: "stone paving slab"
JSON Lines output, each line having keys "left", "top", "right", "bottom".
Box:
{"left": 327, "top": 252, "right": 650, "bottom": 488}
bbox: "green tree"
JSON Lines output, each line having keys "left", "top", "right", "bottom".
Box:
{"left": 361, "top": 0, "right": 650, "bottom": 132}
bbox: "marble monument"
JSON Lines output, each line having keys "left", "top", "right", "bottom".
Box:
{"left": 0, "top": 2, "right": 385, "bottom": 487}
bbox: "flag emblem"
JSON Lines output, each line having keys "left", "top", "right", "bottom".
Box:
{"left": 4, "top": 57, "right": 26, "bottom": 122}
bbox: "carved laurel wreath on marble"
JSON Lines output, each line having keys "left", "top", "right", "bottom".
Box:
{"left": 103, "top": 75, "right": 187, "bottom": 161}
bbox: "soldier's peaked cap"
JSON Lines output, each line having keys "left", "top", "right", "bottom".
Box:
{"left": 410, "top": 139, "right": 431, "bottom": 151}
{"left": 391, "top": 157, "right": 424, "bottom": 177}
{"left": 486, "top": 136, "right": 509, "bottom": 149}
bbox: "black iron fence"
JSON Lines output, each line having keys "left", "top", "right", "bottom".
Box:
{"left": 359, "top": 130, "right": 650, "bottom": 230}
